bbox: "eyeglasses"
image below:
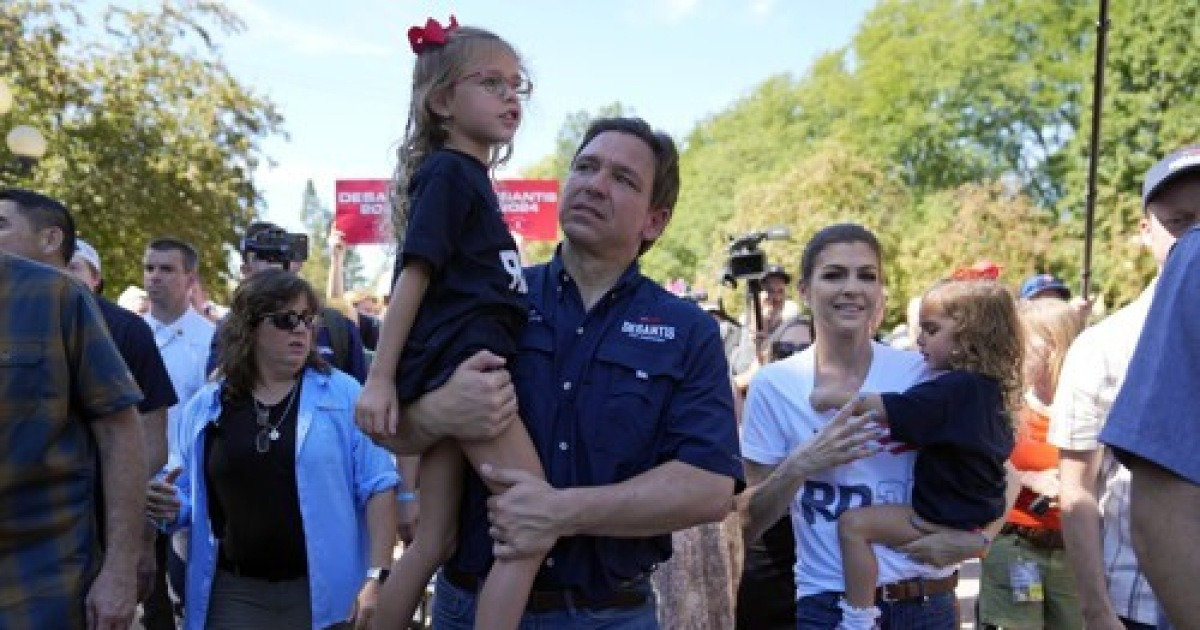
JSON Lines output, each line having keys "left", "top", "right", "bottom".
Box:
{"left": 456, "top": 71, "right": 533, "bottom": 100}
{"left": 770, "top": 341, "right": 811, "bottom": 361}
{"left": 260, "top": 310, "right": 318, "bottom": 332}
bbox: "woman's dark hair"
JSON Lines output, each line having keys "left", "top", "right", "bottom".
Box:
{"left": 218, "top": 269, "right": 328, "bottom": 402}
{"left": 798, "top": 223, "right": 883, "bottom": 285}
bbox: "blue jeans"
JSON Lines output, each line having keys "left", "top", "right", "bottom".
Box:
{"left": 796, "top": 590, "right": 957, "bottom": 629}
{"left": 431, "top": 572, "right": 659, "bottom": 630}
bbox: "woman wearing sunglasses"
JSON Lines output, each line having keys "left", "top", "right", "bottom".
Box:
{"left": 735, "top": 315, "right": 812, "bottom": 629}
{"left": 146, "top": 269, "right": 399, "bottom": 629}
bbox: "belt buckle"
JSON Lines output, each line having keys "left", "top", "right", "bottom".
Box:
{"left": 879, "top": 583, "right": 899, "bottom": 604}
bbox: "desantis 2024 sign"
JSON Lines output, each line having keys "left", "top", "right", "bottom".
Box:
{"left": 335, "top": 179, "right": 559, "bottom": 245}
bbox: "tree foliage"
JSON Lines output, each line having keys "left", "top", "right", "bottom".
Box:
{"left": 2, "top": 0, "right": 283, "bottom": 299}
{"left": 297, "top": 179, "right": 364, "bottom": 293}
{"left": 615, "top": 0, "right": 1200, "bottom": 322}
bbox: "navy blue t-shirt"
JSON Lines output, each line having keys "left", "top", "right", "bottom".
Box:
{"left": 881, "top": 370, "right": 1014, "bottom": 529}
{"left": 97, "top": 296, "right": 177, "bottom": 414}
{"left": 393, "top": 149, "right": 527, "bottom": 399}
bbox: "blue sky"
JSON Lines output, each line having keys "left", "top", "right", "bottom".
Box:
{"left": 139, "top": 0, "right": 875, "bottom": 281}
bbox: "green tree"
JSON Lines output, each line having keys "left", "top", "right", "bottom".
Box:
{"left": 298, "top": 179, "right": 331, "bottom": 292}
{"left": 2, "top": 0, "right": 283, "bottom": 299}
{"left": 297, "top": 179, "right": 366, "bottom": 293}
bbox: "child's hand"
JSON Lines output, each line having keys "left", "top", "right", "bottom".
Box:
{"left": 356, "top": 377, "right": 400, "bottom": 438}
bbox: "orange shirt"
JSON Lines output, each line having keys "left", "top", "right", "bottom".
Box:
{"left": 1007, "top": 406, "right": 1062, "bottom": 530}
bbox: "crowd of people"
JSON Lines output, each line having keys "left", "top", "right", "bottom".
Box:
{"left": 2, "top": 14, "right": 1199, "bottom": 630}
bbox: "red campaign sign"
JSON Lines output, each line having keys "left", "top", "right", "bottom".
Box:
{"left": 335, "top": 179, "right": 391, "bottom": 245}
{"left": 495, "top": 179, "right": 559, "bottom": 242}
{"left": 334, "top": 178, "right": 560, "bottom": 245}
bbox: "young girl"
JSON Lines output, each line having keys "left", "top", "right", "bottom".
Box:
{"left": 810, "top": 278, "right": 1023, "bottom": 629}
{"left": 354, "top": 16, "right": 544, "bottom": 630}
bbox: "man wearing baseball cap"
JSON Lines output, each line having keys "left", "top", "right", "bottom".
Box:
{"left": 68, "top": 238, "right": 104, "bottom": 294}
{"left": 1019, "top": 273, "right": 1071, "bottom": 301}
{"left": 1096, "top": 145, "right": 1200, "bottom": 628}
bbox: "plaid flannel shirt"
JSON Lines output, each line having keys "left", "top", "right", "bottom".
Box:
{"left": 0, "top": 253, "right": 142, "bottom": 629}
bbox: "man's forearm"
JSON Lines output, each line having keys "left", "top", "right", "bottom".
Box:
{"left": 1060, "top": 450, "right": 1120, "bottom": 619}
{"left": 143, "top": 407, "right": 168, "bottom": 477}
{"left": 93, "top": 407, "right": 147, "bottom": 567}
{"left": 561, "top": 461, "right": 734, "bottom": 539}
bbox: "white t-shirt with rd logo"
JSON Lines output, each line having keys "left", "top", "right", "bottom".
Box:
{"left": 741, "top": 342, "right": 956, "bottom": 598}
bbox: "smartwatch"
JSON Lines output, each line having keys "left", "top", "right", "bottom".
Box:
{"left": 367, "top": 566, "right": 391, "bottom": 583}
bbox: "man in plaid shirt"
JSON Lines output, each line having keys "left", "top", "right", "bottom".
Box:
{"left": 0, "top": 189, "right": 146, "bottom": 629}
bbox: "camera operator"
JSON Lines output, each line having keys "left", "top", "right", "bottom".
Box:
{"left": 205, "top": 221, "right": 368, "bottom": 382}
{"left": 731, "top": 265, "right": 799, "bottom": 389}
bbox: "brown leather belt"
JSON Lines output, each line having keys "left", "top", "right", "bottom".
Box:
{"left": 876, "top": 572, "right": 959, "bottom": 603}
{"left": 1002, "top": 523, "right": 1065, "bottom": 549}
{"left": 443, "top": 566, "right": 648, "bottom": 613}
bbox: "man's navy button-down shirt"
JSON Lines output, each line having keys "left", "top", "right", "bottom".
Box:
{"left": 449, "top": 252, "right": 743, "bottom": 598}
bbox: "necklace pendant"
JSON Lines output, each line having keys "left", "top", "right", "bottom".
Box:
{"left": 269, "top": 428, "right": 281, "bottom": 441}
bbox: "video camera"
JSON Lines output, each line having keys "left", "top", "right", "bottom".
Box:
{"left": 241, "top": 227, "right": 309, "bottom": 266}
{"left": 722, "top": 227, "right": 790, "bottom": 286}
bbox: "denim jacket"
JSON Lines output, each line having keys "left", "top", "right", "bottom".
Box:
{"left": 168, "top": 367, "right": 398, "bottom": 629}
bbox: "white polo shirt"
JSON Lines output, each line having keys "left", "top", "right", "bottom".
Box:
{"left": 145, "top": 306, "right": 215, "bottom": 471}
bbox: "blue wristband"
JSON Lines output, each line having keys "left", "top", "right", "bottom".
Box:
{"left": 398, "top": 491, "right": 417, "bottom": 502}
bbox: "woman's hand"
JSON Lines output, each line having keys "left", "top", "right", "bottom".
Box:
{"left": 783, "top": 401, "right": 885, "bottom": 478}
{"left": 145, "top": 468, "right": 182, "bottom": 524}
{"left": 356, "top": 376, "right": 401, "bottom": 438}
{"left": 350, "top": 580, "right": 379, "bottom": 630}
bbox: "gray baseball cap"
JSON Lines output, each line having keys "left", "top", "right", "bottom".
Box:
{"left": 1143, "top": 144, "right": 1200, "bottom": 206}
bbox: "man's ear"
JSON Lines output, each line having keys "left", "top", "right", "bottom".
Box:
{"left": 1137, "top": 215, "right": 1152, "bottom": 249}
{"left": 643, "top": 207, "right": 671, "bottom": 242}
{"left": 40, "top": 226, "right": 64, "bottom": 261}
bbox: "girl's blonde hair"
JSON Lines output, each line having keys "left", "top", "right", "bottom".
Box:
{"left": 1019, "top": 298, "right": 1085, "bottom": 398}
{"left": 390, "top": 25, "right": 522, "bottom": 240}
{"left": 921, "top": 279, "right": 1025, "bottom": 415}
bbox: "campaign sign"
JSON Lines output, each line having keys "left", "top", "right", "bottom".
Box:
{"left": 335, "top": 179, "right": 391, "bottom": 245}
{"left": 495, "top": 179, "right": 559, "bottom": 242}
{"left": 335, "top": 178, "right": 560, "bottom": 245}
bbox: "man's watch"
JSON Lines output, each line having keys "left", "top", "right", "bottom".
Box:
{"left": 367, "top": 566, "right": 391, "bottom": 583}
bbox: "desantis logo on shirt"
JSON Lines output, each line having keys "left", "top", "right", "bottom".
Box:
{"left": 621, "top": 316, "right": 676, "bottom": 343}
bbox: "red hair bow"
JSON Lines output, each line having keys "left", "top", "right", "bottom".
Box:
{"left": 950, "top": 260, "right": 1002, "bottom": 281}
{"left": 408, "top": 15, "right": 459, "bottom": 54}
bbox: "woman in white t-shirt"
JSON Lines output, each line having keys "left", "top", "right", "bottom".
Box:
{"left": 740, "top": 224, "right": 993, "bottom": 629}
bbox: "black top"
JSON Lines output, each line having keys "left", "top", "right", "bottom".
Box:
{"left": 204, "top": 381, "right": 307, "bottom": 581}
{"left": 881, "top": 370, "right": 1015, "bottom": 529}
{"left": 96, "top": 296, "right": 177, "bottom": 414}
{"left": 394, "top": 149, "right": 527, "bottom": 354}
{"left": 357, "top": 313, "right": 380, "bottom": 352}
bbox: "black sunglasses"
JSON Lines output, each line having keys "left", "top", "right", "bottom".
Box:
{"left": 770, "top": 341, "right": 811, "bottom": 361}
{"left": 260, "top": 310, "right": 318, "bottom": 332}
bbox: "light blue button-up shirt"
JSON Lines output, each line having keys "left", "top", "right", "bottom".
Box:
{"left": 169, "top": 367, "right": 398, "bottom": 629}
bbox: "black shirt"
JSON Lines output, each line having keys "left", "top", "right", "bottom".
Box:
{"left": 882, "top": 370, "right": 1015, "bottom": 529}
{"left": 97, "top": 296, "right": 177, "bottom": 414}
{"left": 357, "top": 313, "right": 380, "bottom": 352}
{"left": 394, "top": 149, "right": 527, "bottom": 353}
{"left": 204, "top": 382, "right": 307, "bottom": 581}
